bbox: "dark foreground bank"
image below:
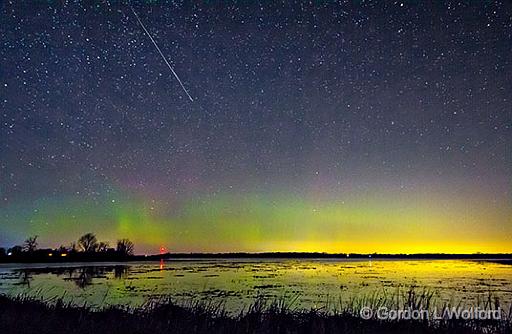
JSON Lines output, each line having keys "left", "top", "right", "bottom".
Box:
{"left": 0, "top": 295, "right": 510, "bottom": 334}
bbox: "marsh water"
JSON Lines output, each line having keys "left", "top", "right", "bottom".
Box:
{"left": 0, "top": 259, "right": 510, "bottom": 313}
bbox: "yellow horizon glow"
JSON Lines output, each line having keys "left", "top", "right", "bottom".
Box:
{"left": 6, "top": 190, "right": 511, "bottom": 254}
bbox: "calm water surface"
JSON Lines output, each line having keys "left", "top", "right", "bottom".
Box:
{"left": 0, "top": 259, "right": 510, "bottom": 313}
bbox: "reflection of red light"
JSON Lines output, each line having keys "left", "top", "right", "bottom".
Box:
{"left": 159, "top": 259, "right": 164, "bottom": 270}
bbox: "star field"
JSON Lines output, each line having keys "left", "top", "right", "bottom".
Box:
{"left": 1, "top": 0, "right": 511, "bottom": 253}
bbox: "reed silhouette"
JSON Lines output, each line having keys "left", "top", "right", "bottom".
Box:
{"left": 0, "top": 288, "right": 510, "bottom": 334}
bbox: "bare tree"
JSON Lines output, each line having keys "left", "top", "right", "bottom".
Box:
{"left": 97, "top": 241, "right": 110, "bottom": 252}
{"left": 23, "top": 235, "right": 38, "bottom": 253}
{"left": 69, "top": 242, "right": 78, "bottom": 253}
{"left": 116, "top": 239, "right": 135, "bottom": 256}
{"left": 78, "top": 233, "right": 99, "bottom": 252}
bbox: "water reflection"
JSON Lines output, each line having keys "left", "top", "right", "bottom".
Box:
{"left": 14, "top": 270, "right": 32, "bottom": 288}
{"left": 15, "top": 265, "right": 129, "bottom": 288}
{"left": 114, "top": 266, "right": 129, "bottom": 280}
{"left": 2, "top": 260, "right": 510, "bottom": 313}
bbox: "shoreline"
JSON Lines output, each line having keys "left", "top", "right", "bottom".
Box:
{"left": 1, "top": 252, "right": 511, "bottom": 264}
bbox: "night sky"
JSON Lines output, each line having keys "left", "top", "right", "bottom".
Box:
{"left": 1, "top": 0, "right": 511, "bottom": 254}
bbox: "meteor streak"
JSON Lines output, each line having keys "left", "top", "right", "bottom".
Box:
{"left": 128, "top": 4, "right": 194, "bottom": 102}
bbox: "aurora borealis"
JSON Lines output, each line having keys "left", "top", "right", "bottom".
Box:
{"left": 1, "top": 1, "right": 511, "bottom": 254}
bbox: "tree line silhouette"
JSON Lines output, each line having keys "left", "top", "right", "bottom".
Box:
{"left": 0, "top": 233, "right": 135, "bottom": 263}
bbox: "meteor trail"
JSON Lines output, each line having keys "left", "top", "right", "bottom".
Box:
{"left": 128, "top": 4, "right": 194, "bottom": 102}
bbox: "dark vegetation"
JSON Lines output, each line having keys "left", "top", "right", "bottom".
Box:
{"left": 0, "top": 292, "right": 509, "bottom": 334}
{"left": 0, "top": 234, "right": 135, "bottom": 263}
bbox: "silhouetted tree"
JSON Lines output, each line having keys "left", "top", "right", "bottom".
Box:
{"left": 97, "top": 242, "right": 110, "bottom": 252}
{"left": 116, "top": 239, "right": 134, "bottom": 256}
{"left": 78, "top": 233, "right": 99, "bottom": 252}
{"left": 0, "top": 248, "right": 6, "bottom": 257}
{"left": 23, "top": 235, "right": 38, "bottom": 253}
{"left": 8, "top": 245, "right": 23, "bottom": 255}
{"left": 69, "top": 242, "right": 78, "bottom": 253}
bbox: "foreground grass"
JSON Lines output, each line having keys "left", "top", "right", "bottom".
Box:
{"left": 0, "top": 293, "right": 510, "bottom": 334}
